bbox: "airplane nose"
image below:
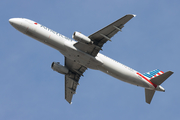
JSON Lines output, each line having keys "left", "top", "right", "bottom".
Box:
{"left": 9, "top": 18, "right": 27, "bottom": 33}
{"left": 9, "top": 18, "right": 21, "bottom": 26}
{"left": 9, "top": 18, "right": 13, "bottom": 24}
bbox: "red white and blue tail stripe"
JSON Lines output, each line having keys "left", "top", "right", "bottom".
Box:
{"left": 143, "top": 69, "right": 164, "bottom": 80}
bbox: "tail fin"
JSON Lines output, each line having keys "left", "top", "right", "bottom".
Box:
{"left": 144, "top": 70, "right": 173, "bottom": 104}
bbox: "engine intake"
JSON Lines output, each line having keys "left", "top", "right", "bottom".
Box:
{"left": 51, "top": 62, "right": 69, "bottom": 74}
{"left": 72, "top": 31, "right": 92, "bottom": 44}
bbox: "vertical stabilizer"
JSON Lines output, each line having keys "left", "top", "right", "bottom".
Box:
{"left": 145, "top": 89, "right": 155, "bottom": 104}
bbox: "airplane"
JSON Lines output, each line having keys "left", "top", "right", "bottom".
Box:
{"left": 9, "top": 14, "right": 173, "bottom": 104}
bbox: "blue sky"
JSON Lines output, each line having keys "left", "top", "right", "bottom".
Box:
{"left": 1, "top": 0, "right": 180, "bottom": 120}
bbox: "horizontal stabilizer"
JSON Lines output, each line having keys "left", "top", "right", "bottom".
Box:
{"left": 145, "top": 89, "right": 155, "bottom": 104}
{"left": 150, "top": 71, "right": 173, "bottom": 85}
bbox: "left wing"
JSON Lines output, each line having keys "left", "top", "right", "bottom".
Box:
{"left": 74, "top": 14, "right": 135, "bottom": 57}
{"left": 64, "top": 57, "right": 87, "bottom": 104}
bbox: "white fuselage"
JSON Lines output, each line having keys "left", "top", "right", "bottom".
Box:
{"left": 9, "top": 18, "right": 157, "bottom": 90}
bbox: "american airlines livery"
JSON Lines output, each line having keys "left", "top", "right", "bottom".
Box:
{"left": 9, "top": 14, "right": 173, "bottom": 104}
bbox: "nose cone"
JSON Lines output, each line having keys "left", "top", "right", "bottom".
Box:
{"left": 9, "top": 18, "right": 14, "bottom": 24}
{"left": 9, "top": 18, "right": 22, "bottom": 27}
{"left": 9, "top": 18, "right": 13, "bottom": 24}
{"left": 9, "top": 18, "right": 27, "bottom": 33}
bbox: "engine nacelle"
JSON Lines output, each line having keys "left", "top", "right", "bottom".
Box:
{"left": 72, "top": 31, "right": 92, "bottom": 44}
{"left": 51, "top": 62, "right": 69, "bottom": 74}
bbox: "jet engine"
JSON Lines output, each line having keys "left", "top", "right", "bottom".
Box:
{"left": 72, "top": 31, "right": 92, "bottom": 44}
{"left": 51, "top": 62, "right": 69, "bottom": 74}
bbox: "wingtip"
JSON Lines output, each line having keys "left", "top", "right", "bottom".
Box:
{"left": 169, "top": 71, "right": 174, "bottom": 74}
{"left": 146, "top": 101, "right": 151, "bottom": 104}
{"left": 133, "top": 14, "right": 136, "bottom": 17}
{"left": 127, "top": 14, "right": 136, "bottom": 17}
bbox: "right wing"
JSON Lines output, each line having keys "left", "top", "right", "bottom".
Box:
{"left": 74, "top": 14, "right": 135, "bottom": 57}
{"left": 64, "top": 57, "right": 87, "bottom": 104}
